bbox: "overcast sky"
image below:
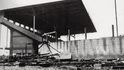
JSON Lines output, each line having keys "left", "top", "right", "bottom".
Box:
{"left": 82, "top": 0, "right": 124, "bottom": 39}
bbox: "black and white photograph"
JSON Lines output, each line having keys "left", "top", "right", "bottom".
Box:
{"left": 0, "top": 0, "right": 124, "bottom": 70}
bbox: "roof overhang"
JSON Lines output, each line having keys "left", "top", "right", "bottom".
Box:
{"left": 3, "top": 0, "right": 96, "bottom": 37}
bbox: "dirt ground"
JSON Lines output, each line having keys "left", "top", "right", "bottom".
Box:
{"left": 0, "top": 66, "right": 75, "bottom": 70}
{"left": 0, "top": 66, "right": 122, "bottom": 70}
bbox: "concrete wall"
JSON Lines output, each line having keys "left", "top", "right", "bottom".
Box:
{"left": 48, "top": 36, "right": 124, "bottom": 59}
{"left": 11, "top": 31, "right": 34, "bottom": 55}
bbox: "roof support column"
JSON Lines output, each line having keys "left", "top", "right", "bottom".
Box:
{"left": 68, "top": 29, "right": 71, "bottom": 41}
{"left": 33, "top": 15, "right": 35, "bottom": 33}
{"left": 10, "top": 29, "right": 13, "bottom": 56}
{"left": 32, "top": 8, "right": 36, "bottom": 33}
{"left": 112, "top": 25, "right": 115, "bottom": 37}
{"left": 84, "top": 27, "right": 87, "bottom": 39}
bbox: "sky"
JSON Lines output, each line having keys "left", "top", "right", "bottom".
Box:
{"left": 82, "top": 0, "right": 124, "bottom": 39}
{"left": 0, "top": 0, "right": 124, "bottom": 48}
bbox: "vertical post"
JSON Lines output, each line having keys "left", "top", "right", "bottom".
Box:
{"left": 25, "top": 43, "right": 27, "bottom": 55}
{"left": 33, "top": 41, "right": 38, "bottom": 54}
{"left": 112, "top": 25, "right": 115, "bottom": 37}
{"left": 55, "top": 32, "right": 57, "bottom": 42}
{"left": 0, "top": 23, "right": 1, "bottom": 53}
{"left": 33, "top": 15, "right": 35, "bottom": 33}
{"left": 68, "top": 29, "right": 71, "bottom": 41}
{"left": 32, "top": 8, "right": 36, "bottom": 33}
{"left": 55, "top": 27, "right": 58, "bottom": 49}
{"left": 32, "top": 9, "right": 38, "bottom": 54}
{"left": 0, "top": 11, "right": 4, "bottom": 18}
{"left": 67, "top": 29, "right": 71, "bottom": 52}
{"left": 54, "top": 26, "right": 58, "bottom": 42}
{"left": 84, "top": 27, "right": 87, "bottom": 39}
{"left": 114, "top": 0, "right": 119, "bottom": 37}
{"left": 5, "top": 27, "right": 9, "bottom": 55}
{"left": 10, "top": 30, "right": 13, "bottom": 56}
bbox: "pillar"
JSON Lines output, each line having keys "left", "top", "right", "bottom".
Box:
{"left": 84, "top": 27, "right": 87, "bottom": 39}
{"left": 112, "top": 25, "right": 115, "bottom": 37}
{"left": 10, "top": 29, "right": 13, "bottom": 56}
{"left": 33, "top": 40, "right": 39, "bottom": 54}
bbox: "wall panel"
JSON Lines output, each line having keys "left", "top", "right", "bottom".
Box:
{"left": 50, "top": 36, "right": 124, "bottom": 59}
